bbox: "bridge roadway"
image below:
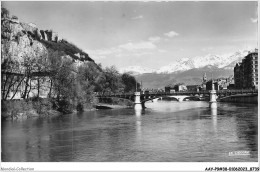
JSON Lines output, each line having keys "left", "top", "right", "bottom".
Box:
{"left": 96, "top": 89, "right": 258, "bottom": 103}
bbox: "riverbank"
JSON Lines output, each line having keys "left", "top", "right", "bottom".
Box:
{"left": 95, "top": 103, "right": 132, "bottom": 109}
{"left": 1, "top": 96, "right": 134, "bottom": 120}
{"left": 1, "top": 98, "right": 62, "bottom": 120}
{"left": 96, "top": 97, "right": 134, "bottom": 109}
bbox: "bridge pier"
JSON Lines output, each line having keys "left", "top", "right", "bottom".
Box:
{"left": 178, "top": 98, "right": 184, "bottom": 102}
{"left": 209, "top": 83, "right": 217, "bottom": 108}
{"left": 134, "top": 92, "right": 143, "bottom": 109}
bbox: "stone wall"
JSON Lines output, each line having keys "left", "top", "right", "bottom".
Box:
{"left": 39, "top": 30, "right": 59, "bottom": 42}
{"left": 45, "top": 30, "right": 52, "bottom": 41}
{"left": 40, "top": 30, "right": 46, "bottom": 40}
{"left": 52, "top": 32, "right": 58, "bottom": 42}
{"left": 219, "top": 94, "right": 257, "bottom": 104}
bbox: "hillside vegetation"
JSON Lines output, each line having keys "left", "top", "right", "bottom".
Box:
{"left": 40, "top": 39, "right": 94, "bottom": 62}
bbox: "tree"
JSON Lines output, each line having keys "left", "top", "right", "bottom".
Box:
{"left": 20, "top": 54, "right": 38, "bottom": 99}
{"left": 121, "top": 73, "right": 138, "bottom": 93}
{"left": 76, "top": 62, "right": 98, "bottom": 104}
{"left": 1, "top": 58, "right": 25, "bottom": 100}
{"left": 1, "top": 39, "right": 26, "bottom": 100}
{"left": 34, "top": 47, "right": 49, "bottom": 98}
{"left": 49, "top": 53, "right": 76, "bottom": 101}
{"left": 103, "top": 66, "right": 124, "bottom": 93}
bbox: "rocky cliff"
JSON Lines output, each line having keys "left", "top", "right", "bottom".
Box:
{"left": 1, "top": 8, "right": 94, "bottom": 72}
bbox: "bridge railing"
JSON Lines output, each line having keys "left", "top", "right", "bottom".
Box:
{"left": 216, "top": 89, "right": 258, "bottom": 94}
{"left": 95, "top": 89, "right": 258, "bottom": 97}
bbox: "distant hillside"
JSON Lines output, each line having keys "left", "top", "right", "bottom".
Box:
{"left": 119, "top": 66, "right": 156, "bottom": 75}
{"left": 136, "top": 73, "right": 177, "bottom": 89}
{"left": 136, "top": 66, "right": 234, "bottom": 89}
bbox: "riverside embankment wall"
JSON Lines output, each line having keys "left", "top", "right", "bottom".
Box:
{"left": 219, "top": 94, "right": 258, "bottom": 104}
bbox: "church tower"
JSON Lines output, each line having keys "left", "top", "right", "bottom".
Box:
{"left": 203, "top": 73, "right": 207, "bottom": 83}
{"left": 202, "top": 73, "right": 207, "bottom": 90}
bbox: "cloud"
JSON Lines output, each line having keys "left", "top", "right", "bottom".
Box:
{"left": 148, "top": 36, "right": 161, "bottom": 43}
{"left": 131, "top": 15, "right": 144, "bottom": 20}
{"left": 90, "top": 48, "right": 121, "bottom": 55}
{"left": 118, "top": 41, "right": 156, "bottom": 51}
{"left": 86, "top": 33, "right": 165, "bottom": 61}
{"left": 85, "top": 52, "right": 107, "bottom": 60}
{"left": 164, "top": 31, "right": 179, "bottom": 37}
{"left": 158, "top": 49, "right": 167, "bottom": 53}
{"left": 202, "top": 47, "right": 213, "bottom": 52}
{"left": 115, "top": 52, "right": 153, "bottom": 58}
{"left": 86, "top": 39, "right": 157, "bottom": 60}
{"left": 251, "top": 18, "right": 258, "bottom": 23}
{"left": 86, "top": 48, "right": 122, "bottom": 60}
{"left": 132, "top": 52, "right": 153, "bottom": 57}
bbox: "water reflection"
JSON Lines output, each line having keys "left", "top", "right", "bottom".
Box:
{"left": 233, "top": 105, "right": 258, "bottom": 158}
{"left": 135, "top": 108, "right": 144, "bottom": 141}
{"left": 135, "top": 108, "right": 142, "bottom": 117}
{"left": 211, "top": 108, "right": 217, "bottom": 132}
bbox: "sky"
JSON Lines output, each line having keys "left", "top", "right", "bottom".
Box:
{"left": 2, "top": 1, "right": 258, "bottom": 70}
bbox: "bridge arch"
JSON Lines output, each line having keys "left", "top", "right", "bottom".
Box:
{"left": 142, "top": 95, "right": 201, "bottom": 102}
{"left": 183, "top": 96, "right": 201, "bottom": 101}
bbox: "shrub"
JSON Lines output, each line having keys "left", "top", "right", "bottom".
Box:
{"left": 28, "top": 97, "right": 52, "bottom": 115}
{"left": 1, "top": 99, "right": 31, "bottom": 118}
{"left": 56, "top": 99, "right": 73, "bottom": 114}
{"left": 76, "top": 102, "right": 84, "bottom": 111}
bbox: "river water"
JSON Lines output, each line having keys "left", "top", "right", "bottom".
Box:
{"left": 1, "top": 100, "right": 258, "bottom": 162}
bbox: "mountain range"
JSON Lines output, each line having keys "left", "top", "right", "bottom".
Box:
{"left": 119, "top": 50, "right": 253, "bottom": 89}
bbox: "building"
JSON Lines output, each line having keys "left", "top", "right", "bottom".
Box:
{"left": 205, "top": 76, "right": 235, "bottom": 91}
{"left": 186, "top": 85, "right": 200, "bottom": 92}
{"left": 165, "top": 83, "right": 187, "bottom": 93}
{"left": 175, "top": 84, "right": 187, "bottom": 92}
{"left": 234, "top": 62, "right": 242, "bottom": 88}
{"left": 201, "top": 73, "right": 207, "bottom": 90}
{"left": 216, "top": 77, "right": 233, "bottom": 90}
{"left": 227, "top": 82, "right": 235, "bottom": 90}
{"left": 206, "top": 80, "right": 219, "bottom": 90}
{"left": 165, "top": 85, "right": 175, "bottom": 93}
{"left": 234, "top": 49, "right": 258, "bottom": 89}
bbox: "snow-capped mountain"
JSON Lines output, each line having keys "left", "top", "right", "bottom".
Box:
{"left": 119, "top": 66, "right": 156, "bottom": 75}
{"left": 119, "top": 49, "right": 253, "bottom": 75}
{"left": 156, "top": 50, "right": 250, "bottom": 74}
